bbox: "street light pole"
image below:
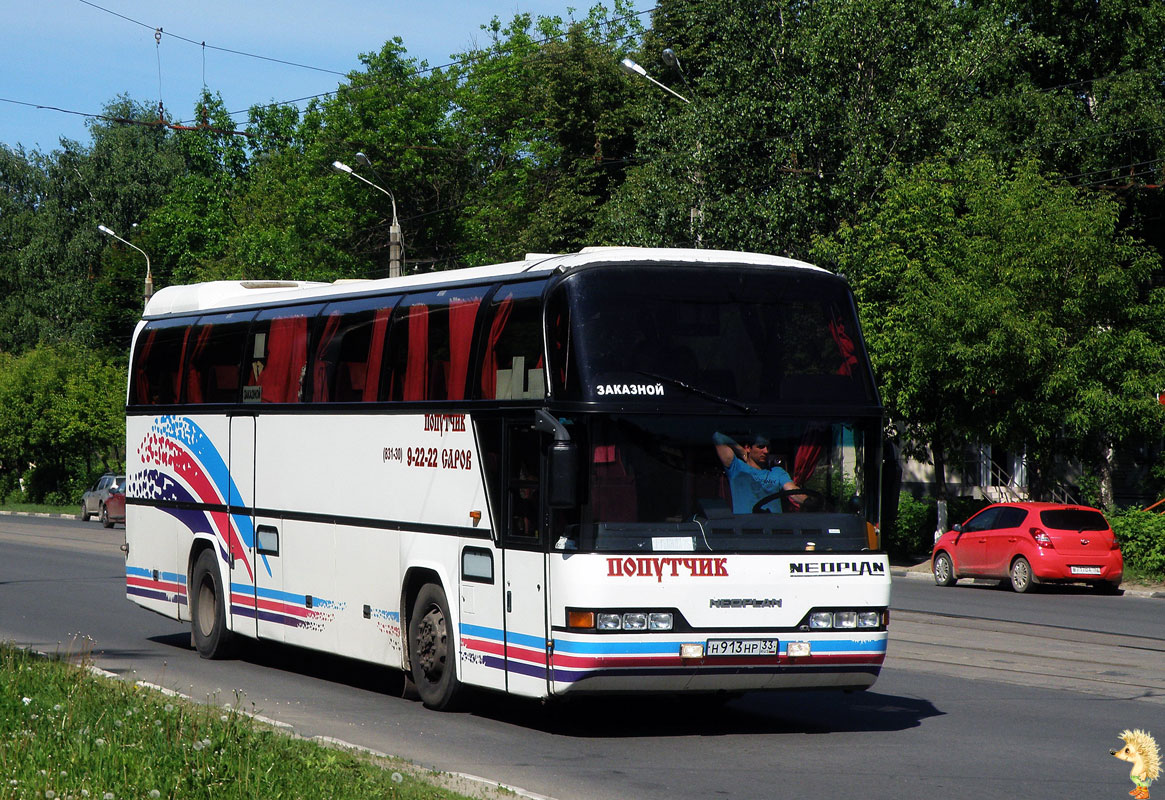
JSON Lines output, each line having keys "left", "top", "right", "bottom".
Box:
{"left": 618, "top": 56, "right": 704, "bottom": 247}
{"left": 619, "top": 58, "right": 691, "bottom": 105}
{"left": 98, "top": 224, "right": 153, "bottom": 310}
{"left": 332, "top": 159, "right": 403, "bottom": 278}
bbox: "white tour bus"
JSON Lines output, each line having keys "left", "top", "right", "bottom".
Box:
{"left": 124, "top": 247, "right": 891, "bottom": 709}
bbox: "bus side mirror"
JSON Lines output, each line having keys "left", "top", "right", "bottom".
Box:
{"left": 547, "top": 441, "right": 578, "bottom": 508}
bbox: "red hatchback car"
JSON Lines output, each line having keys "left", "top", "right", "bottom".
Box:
{"left": 101, "top": 482, "right": 126, "bottom": 529}
{"left": 932, "top": 502, "right": 1122, "bottom": 593}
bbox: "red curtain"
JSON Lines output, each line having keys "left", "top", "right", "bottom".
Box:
{"left": 829, "top": 315, "right": 858, "bottom": 376}
{"left": 403, "top": 304, "right": 429, "bottom": 401}
{"left": 481, "top": 296, "right": 513, "bottom": 399}
{"left": 134, "top": 330, "right": 156, "bottom": 404}
{"left": 447, "top": 298, "right": 481, "bottom": 401}
{"left": 362, "top": 309, "right": 392, "bottom": 402}
{"left": 793, "top": 427, "right": 826, "bottom": 486}
{"left": 259, "top": 316, "right": 308, "bottom": 403}
{"left": 311, "top": 314, "right": 342, "bottom": 402}
{"left": 184, "top": 326, "right": 214, "bottom": 403}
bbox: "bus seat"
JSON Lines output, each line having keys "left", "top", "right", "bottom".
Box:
{"left": 337, "top": 363, "right": 366, "bottom": 399}
{"left": 592, "top": 446, "right": 637, "bottom": 522}
{"left": 214, "top": 365, "right": 239, "bottom": 390}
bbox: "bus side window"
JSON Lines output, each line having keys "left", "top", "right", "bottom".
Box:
{"left": 311, "top": 303, "right": 392, "bottom": 403}
{"left": 480, "top": 285, "right": 545, "bottom": 400}
{"left": 386, "top": 289, "right": 483, "bottom": 401}
{"left": 183, "top": 316, "right": 250, "bottom": 404}
{"left": 508, "top": 429, "right": 542, "bottom": 543}
{"left": 246, "top": 312, "right": 311, "bottom": 403}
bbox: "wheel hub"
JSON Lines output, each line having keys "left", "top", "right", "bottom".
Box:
{"left": 417, "top": 607, "right": 447, "bottom": 676}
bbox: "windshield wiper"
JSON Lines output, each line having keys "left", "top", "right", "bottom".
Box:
{"left": 635, "top": 370, "right": 755, "bottom": 413}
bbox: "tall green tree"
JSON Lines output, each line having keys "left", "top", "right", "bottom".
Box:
{"left": 0, "top": 345, "right": 125, "bottom": 504}
{"left": 816, "top": 157, "right": 1165, "bottom": 504}
{"left": 450, "top": 4, "right": 643, "bottom": 264}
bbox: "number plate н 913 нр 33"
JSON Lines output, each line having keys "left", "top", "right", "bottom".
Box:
{"left": 705, "top": 638, "right": 778, "bottom": 657}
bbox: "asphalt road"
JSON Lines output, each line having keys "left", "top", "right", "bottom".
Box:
{"left": 1, "top": 514, "right": 1162, "bottom": 800}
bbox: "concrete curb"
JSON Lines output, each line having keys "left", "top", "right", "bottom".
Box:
{"left": 891, "top": 565, "right": 1165, "bottom": 599}
{"left": 0, "top": 510, "right": 79, "bottom": 520}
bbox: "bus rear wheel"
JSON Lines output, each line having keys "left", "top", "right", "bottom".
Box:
{"left": 408, "top": 583, "right": 460, "bottom": 710}
{"left": 191, "top": 549, "right": 234, "bottom": 659}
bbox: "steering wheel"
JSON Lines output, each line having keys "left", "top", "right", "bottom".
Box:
{"left": 752, "top": 487, "right": 825, "bottom": 513}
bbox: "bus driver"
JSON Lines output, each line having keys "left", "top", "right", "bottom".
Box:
{"left": 713, "top": 432, "right": 801, "bottom": 513}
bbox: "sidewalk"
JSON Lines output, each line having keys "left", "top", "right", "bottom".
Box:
{"left": 891, "top": 557, "right": 1165, "bottom": 599}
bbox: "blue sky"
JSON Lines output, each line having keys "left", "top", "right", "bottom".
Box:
{"left": 1, "top": 0, "right": 652, "bottom": 153}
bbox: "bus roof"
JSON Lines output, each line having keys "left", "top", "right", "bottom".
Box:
{"left": 142, "top": 247, "right": 828, "bottom": 317}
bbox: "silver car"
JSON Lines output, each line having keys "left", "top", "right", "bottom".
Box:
{"left": 80, "top": 473, "right": 124, "bottom": 522}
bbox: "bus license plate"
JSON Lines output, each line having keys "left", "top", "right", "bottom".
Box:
{"left": 705, "top": 638, "right": 778, "bottom": 657}
{"left": 1070, "top": 566, "right": 1102, "bottom": 576}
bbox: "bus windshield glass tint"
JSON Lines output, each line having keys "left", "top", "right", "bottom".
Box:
{"left": 558, "top": 415, "right": 880, "bottom": 554}
{"left": 548, "top": 265, "right": 876, "bottom": 408}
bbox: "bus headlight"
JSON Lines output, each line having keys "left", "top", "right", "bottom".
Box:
{"left": 622, "top": 612, "right": 647, "bottom": 630}
{"left": 804, "top": 609, "right": 886, "bottom": 631}
{"left": 809, "top": 611, "right": 833, "bottom": 629}
{"left": 648, "top": 612, "right": 673, "bottom": 631}
{"left": 834, "top": 611, "right": 858, "bottom": 629}
{"left": 569, "top": 609, "right": 675, "bottom": 632}
{"left": 597, "top": 613, "right": 622, "bottom": 630}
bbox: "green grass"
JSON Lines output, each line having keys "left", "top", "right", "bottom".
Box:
{"left": 1, "top": 643, "right": 478, "bottom": 800}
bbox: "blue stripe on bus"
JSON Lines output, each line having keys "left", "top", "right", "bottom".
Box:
{"left": 126, "top": 566, "right": 187, "bottom": 585}
{"left": 228, "top": 583, "right": 339, "bottom": 609}
{"left": 460, "top": 623, "right": 547, "bottom": 652}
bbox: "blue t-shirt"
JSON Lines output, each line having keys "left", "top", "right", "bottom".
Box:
{"left": 725, "top": 458, "right": 792, "bottom": 513}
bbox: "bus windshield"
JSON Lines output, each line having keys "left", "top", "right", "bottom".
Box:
{"left": 558, "top": 414, "right": 880, "bottom": 554}
{"left": 549, "top": 264, "right": 876, "bottom": 408}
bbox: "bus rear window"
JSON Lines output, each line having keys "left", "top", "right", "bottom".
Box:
{"left": 131, "top": 323, "right": 189, "bottom": 405}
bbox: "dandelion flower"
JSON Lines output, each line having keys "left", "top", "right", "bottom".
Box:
{"left": 104, "top": 793, "right": 114, "bottom": 800}
{"left": 148, "top": 790, "right": 160, "bottom": 799}
{"left": 53, "top": 704, "right": 62, "bottom": 712}
{"left": 392, "top": 772, "right": 404, "bottom": 784}
{"left": 22, "top": 697, "right": 31, "bottom": 705}
{"left": 95, "top": 738, "right": 106, "bottom": 747}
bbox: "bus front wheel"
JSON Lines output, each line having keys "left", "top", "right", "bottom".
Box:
{"left": 408, "top": 583, "right": 461, "bottom": 710}
{"left": 191, "top": 549, "right": 234, "bottom": 659}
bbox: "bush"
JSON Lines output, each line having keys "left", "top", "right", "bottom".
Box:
{"left": 887, "top": 493, "right": 936, "bottom": 557}
{"left": 885, "top": 493, "right": 991, "bottom": 558}
{"left": 1109, "top": 509, "right": 1165, "bottom": 579}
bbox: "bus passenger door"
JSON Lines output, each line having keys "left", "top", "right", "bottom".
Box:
{"left": 501, "top": 424, "right": 550, "bottom": 697}
{"left": 227, "top": 414, "right": 259, "bottom": 639}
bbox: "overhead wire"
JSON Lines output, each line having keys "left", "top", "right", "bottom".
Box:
{"left": 75, "top": 0, "right": 350, "bottom": 77}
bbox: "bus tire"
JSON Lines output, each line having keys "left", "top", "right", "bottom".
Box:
{"left": 408, "top": 583, "right": 460, "bottom": 710}
{"left": 191, "top": 548, "right": 234, "bottom": 659}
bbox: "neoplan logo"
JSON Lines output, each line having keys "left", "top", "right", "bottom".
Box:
{"left": 788, "top": 560, "right": 886, "bottom": 577}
